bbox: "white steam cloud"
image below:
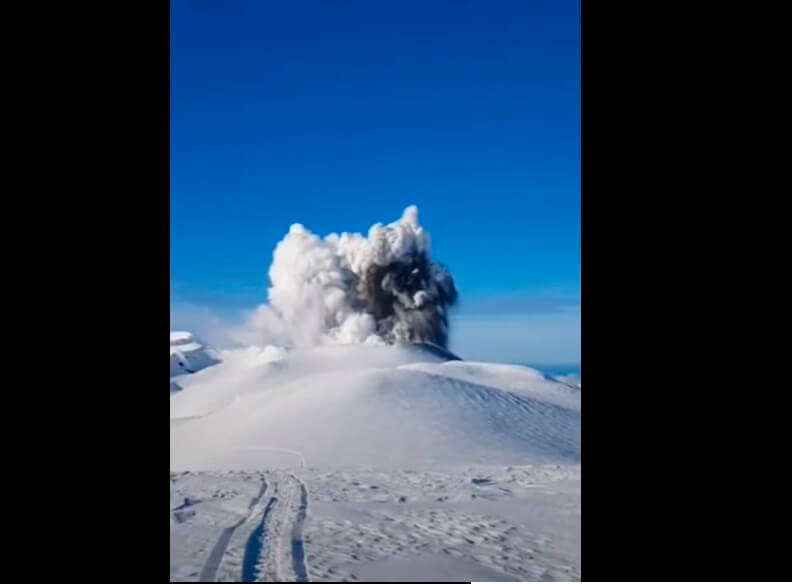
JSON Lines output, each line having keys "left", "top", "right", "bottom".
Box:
{"left": 267, "top": 206, "right": 458, "bottom": 349}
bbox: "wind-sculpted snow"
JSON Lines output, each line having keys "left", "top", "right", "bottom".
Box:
{"left": 170, "top": 344, "right": 580, "bottom": 471}
{"left": 169, "top": 337, "right": 581, "bottom": 581}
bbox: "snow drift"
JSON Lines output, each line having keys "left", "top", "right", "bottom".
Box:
{"left": 170, "top": 343, "right": 580, "bottom": 471}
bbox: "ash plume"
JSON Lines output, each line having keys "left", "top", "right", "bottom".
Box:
{"left": 267, "top": 206, "right": 458, "bottom": 348}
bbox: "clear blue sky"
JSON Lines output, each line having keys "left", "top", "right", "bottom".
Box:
{"left": 171, "top": 0, "right": 580, "bottom": 366}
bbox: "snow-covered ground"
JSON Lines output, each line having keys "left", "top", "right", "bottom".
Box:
{"left": 170, "top": 339, "right": 580, "bottom": 582}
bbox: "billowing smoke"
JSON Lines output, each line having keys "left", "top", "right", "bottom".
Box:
{"left": 267, "top": 206, "right": 458, "bottom": 349}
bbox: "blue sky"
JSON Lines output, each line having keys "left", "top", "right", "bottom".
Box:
{"left": 171, "top": 0, "right": 580, "bottom": 366}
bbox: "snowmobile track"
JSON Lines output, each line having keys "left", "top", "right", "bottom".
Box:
{"left": 199, "top": 478, "right": 270, "bottom": 582}
{"left": 241, "top": 472, "right": 310, "bottom": 582}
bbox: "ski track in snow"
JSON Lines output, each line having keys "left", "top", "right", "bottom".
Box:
{"left": 171, "top": 466, "right": 580, "bottom": 582}
{"left": 291, "top": 476, "right": 310, "bottom": 582}
{"left": 171, "top": 471, "right": 311, "bottom": 582}
{"left": 241, "top": 491, "right": 278, "bottom": 582}
{"left": 170, "top": 345, "right": 580, "bottom": 582}
{"left": 252, "top": 472, "right": 310, "bottom": 582}
{"left": 200, "top": 478, "right": 269, "bottom": 582}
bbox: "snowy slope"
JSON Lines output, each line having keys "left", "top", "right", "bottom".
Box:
{"left": 555, "top": 373, "right": 581, "bottom": 388}
{"left": 399, "top": 360, "right": 581, "bottom": 411}
{"left": 170, "top": 337, "right": 581, "bottom": 581}
{"left": 170, "top": 343, "right": 579, "bottom": 471}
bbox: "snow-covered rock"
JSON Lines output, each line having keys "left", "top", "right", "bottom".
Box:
{"left": 170, "top": 331, "right": 220, "bottom": 377}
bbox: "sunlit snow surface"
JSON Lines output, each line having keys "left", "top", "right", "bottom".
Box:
{"left": 170, "top": 341, "right": 580, "bottom": 582}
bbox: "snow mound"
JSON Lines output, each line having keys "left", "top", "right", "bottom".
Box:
{"left": 170, "top": 331, "right": 221, "bottom": 377}
{"left": 555, "top": 373, "right": 581, "bottom": 388}
{"left": 170, "top": 344, "right": 580, "bottom": 471}
{"left": 170, "top": 343, "right": 445, "bottom": 419}
{"left": 399, "top": 360, "right": 580, "bottom": 411}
